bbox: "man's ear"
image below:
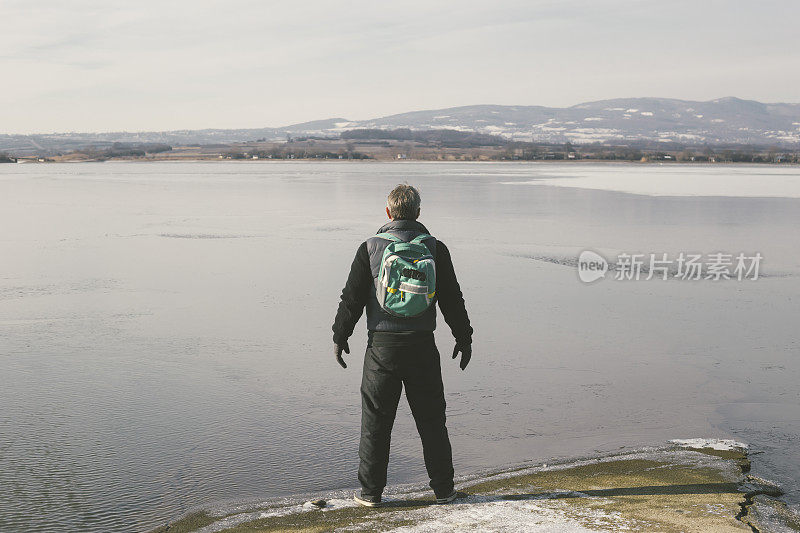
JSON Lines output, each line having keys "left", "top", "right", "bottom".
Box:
{"left": 386, "top": 206, "right": 392, "bottom": 220}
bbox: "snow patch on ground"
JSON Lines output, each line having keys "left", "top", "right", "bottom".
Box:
{"left": 376, "top": 495, "right": 633, "bottom": 532}
{"left": 671, "top": 438, "right": 748, "bottom": 451}
{"left": 195, "top": 498, "right": 360, "bottom": 533}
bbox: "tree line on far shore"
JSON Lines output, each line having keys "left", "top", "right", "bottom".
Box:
{"left": 76, "top": 142, "right": 173, "bottom": 160}
{"left": 341, "top": 129, "right": 800, "bottom": 163}
{"left": 223, "top": 146, "right": 370, "bottom": 160}
{"left": 3, "top": 128, "right": 798, "bottom": 163}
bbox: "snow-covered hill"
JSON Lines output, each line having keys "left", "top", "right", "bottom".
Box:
{"left": 325, "top": 97, "right": 800, "bottom": 145}
{"left": 3, "top": 97, "right": 799, "bottom": 155}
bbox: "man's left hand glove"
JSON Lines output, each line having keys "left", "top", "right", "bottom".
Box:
{"left": 334, "top": 341, "right": 350, "bottom": 369}
{"left": 452, "top": 343, "right": 472, "bottom": 371}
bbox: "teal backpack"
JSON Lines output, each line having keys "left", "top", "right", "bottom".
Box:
{"left": 375, "top": 232, "right": 436, "bottom": 317}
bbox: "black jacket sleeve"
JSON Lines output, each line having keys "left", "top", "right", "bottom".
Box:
{"left": 332, "top": 241, "right": 371, "bottom": 345}
{"left": 435, "top": 240, "right": 474, "bottom": 346}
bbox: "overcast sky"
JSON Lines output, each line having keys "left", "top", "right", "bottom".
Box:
{"left": 2, "top": 0, "right": 798, "bottom": 134}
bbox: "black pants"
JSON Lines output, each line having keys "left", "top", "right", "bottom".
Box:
{"left": 358, "top": 333, "right": 455, "bottom": 498}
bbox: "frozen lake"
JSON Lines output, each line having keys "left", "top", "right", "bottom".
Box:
{"left": 1, "top": 161, "right": 798, "bottom": 532}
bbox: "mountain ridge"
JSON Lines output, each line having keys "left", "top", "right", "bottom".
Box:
{"left": 2, "top": 97, "right": 799, "bottom": 155}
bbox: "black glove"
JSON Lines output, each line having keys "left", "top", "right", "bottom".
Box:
{"left": 334, "top": 341, "right": 350, "bottom": 369}
{"left": 452, "top": 343, "right": 472, "bottom": 371}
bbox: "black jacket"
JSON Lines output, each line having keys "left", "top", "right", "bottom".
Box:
{"left": 332, "top": 219, "right": 473, "bottom": 346}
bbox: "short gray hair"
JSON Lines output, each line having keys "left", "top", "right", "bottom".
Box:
{"left": 387, "top": 184, "right": 421, "bottom": 220}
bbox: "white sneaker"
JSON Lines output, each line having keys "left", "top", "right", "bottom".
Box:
{"left": 435, "top": 490, "right": 464, "bottom": 504}
{"left": 353, "top": 491, "right": 382, "bottom": 507}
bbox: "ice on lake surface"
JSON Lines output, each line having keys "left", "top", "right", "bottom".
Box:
{"left": 504, "top": 163, "right": 800, "bottom": 197}
{"left": 1, "top": 161, "right": 798, "bottom": 532}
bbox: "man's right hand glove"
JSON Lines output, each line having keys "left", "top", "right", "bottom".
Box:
{"left": 334, "top": 341, "right": 350, "bottom": 369}
{"left": 452, "top": 343, "right": 472, "bottom": 371}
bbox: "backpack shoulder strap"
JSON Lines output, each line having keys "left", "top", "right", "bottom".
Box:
{"left": 375, "top": 232, "right": 403, "bottom": 243}
{"left": 409, "top": 233, "right": 432, "bottom": 245}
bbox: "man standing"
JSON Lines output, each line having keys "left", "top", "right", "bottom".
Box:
{"left": 332, "top": 183, "right": 473, "bottom": 507}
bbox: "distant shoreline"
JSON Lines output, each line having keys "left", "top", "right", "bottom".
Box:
{"left": 6, "top": 156, "right": 800, "bottom": 166}
{"left": 4, "top": 128, "right": 799, "bottom": 165}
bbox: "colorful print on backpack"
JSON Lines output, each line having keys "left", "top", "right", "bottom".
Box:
{"left": 375, "top": 232, "right": 436, "bottom": 317}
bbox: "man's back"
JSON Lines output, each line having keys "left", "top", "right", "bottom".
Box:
{"left": 332, "top": 218, "right": 473, "bottom": 346}
{"left": 331, "top": 184, "right": 473, "bottom": 507}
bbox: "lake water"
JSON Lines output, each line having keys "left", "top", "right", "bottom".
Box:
{"left": 1, "top": 161, "right": 798, "bottom": 532}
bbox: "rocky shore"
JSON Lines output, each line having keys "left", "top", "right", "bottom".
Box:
{"left": 151, "top": 440, "right": 797, "bottom": 532}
